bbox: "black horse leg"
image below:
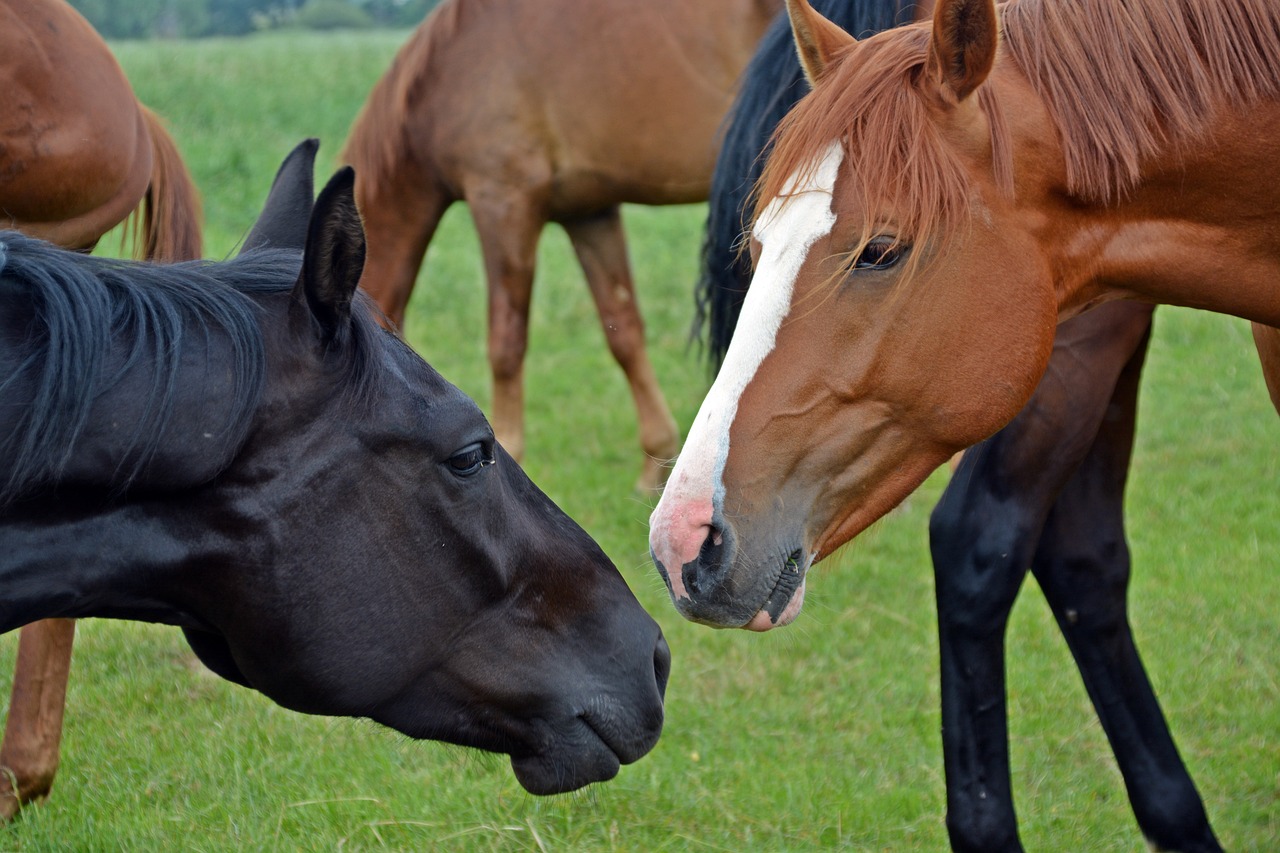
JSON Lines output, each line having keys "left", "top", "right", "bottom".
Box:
{"left": 929, "top": 302, "right": 1156, "bottom": 852}
{"left": 1029, "top": 324, "right": 1222, "bottom": 852}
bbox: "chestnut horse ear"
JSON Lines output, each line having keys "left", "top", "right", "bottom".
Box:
{"left": 294, "top": 166, "right": 366, "bottom": 342}
{"left": 785, "top": 0, "right": 857, "bottom": 87}
{"left": 242, "top": 138, "right": 318, "bottom": 255}
{"left": 927, "top": 0, "right": 998, "bottom": 103}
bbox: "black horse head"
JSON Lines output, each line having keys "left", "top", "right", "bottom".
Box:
{"left": 0, "top": 141, "right": 668, "bottom": 795}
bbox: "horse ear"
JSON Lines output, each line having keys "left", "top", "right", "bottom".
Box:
{"left": 927, "top": 0, "right": 998, "bottom": 103}
{"left": 294, "top": 166, "right": 366, "bottom": 341}
{"left": 242, "top": 138, "right": 319, "bottom": 255}
{"left": 785, "top": 0, "right": 857, "bottom": 87}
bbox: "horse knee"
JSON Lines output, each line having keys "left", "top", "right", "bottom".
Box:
{"left": 601, "top": 309, "right": 646, "bottom": 367}
{"left": 929, "top": 503, "right": 1032, "bottom": 628}
{"left": 487, "top": 324, "right": 528, "bottom": 383}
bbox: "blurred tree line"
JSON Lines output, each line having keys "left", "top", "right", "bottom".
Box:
{"left": 67, "top": 0, "right": 440, "bottom": 39}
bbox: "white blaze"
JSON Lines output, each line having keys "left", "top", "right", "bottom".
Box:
{"left": 654, "top": 141, "right": 844, "bottom": 525}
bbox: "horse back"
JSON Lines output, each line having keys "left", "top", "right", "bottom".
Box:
{"left": 345, "top": 0, "right": 781, "bottom": 213}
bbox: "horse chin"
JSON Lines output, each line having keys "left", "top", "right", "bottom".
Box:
{"left": 744, "top": 575, "right": 807, "bottom": 632}
{"left": 508, "top": 731, "right": 622, "bottom": 796}
{"left": 509, "top": 696, "right": 663, "bottom": 795}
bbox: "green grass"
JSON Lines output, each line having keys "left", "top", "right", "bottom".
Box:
{"left": 3, "top": 28, "right": 1278, "bottom": 851}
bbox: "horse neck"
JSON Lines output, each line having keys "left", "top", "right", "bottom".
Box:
{"left": 1035, "top": 100, "right": 1280, "bottom": 328}
{"left": 0, "top": 285, "right": 265, "bottom": 504}
{"left": 0, "top": 500, "right": 246, "bottom": 634}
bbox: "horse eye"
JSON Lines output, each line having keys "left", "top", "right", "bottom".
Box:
{"left": 447, "top": 442, "right": 494, "bottom": 477}
{"left": 855, "top": 238, "right": 904, "bottom": 270}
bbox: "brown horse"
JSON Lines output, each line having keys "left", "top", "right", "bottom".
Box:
{"left": 652, "top": 0, "right": 1278, "bottom": 847}
{"left": 0, "top": 0, "right": 202, "bottom": 819}
{"left": 342, "top": 0, "right": 783, "bottom": 490}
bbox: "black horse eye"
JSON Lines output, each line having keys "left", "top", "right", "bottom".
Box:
{"left": 447, "top": 442, "right": 494, "bottom": 477}
{"left": 855, "top": 238, "right": 904, "bottom": 270}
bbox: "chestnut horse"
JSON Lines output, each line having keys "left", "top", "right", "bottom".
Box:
{"left": 693, "top": 3, "right": 1205, "bottom": 851}
{"left": 657, "top": 0, "right": 1278, "bottom": 848}
{"left": 341, "top": 0, "right": 783, "bottom": 491}
{"left": 1, "top": 0, "right": 202, "bottom": 818}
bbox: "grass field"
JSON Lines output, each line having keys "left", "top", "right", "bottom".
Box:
{"left": 2, "top": 27, "right": 1277, "bottom": 851}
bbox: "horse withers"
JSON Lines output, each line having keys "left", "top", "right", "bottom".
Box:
{"left": 0, "top": 141, "right": 668, "bottom": 801}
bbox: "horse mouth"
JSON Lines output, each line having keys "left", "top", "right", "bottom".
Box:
{"left": 745, "top": 548, "right": 810, "bottom": 631}
{"left": 508, "top": 702, "right": 661, "bottom": 795}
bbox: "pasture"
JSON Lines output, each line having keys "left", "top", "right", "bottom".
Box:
{"left": 1, "top": 26, "right": 1276, "bottom": 851}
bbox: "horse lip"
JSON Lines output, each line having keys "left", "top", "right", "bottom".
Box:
{"left": 578, "top": 697, "right": 661, "bottom": 765}
{"left": 745, "top": 548, "right": 810, "bottom": 629}
{"left": 507, "top": 699, "right": 659, "bottom": 795}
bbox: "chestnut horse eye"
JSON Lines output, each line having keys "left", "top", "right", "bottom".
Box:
{"left": 855, "top": 238, "right": 904, "bottom": 270}
{"left": 447, "top": 443, "right": 495, "bottom": 476}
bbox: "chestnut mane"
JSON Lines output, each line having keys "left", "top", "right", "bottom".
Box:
{"left": 340, "top": 0, "right": 471, "bottom": 194}
{"left": 755, "top": 0, "right": 1280, "bottom": 253}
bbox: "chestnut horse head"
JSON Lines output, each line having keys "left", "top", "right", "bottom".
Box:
{"left": 651, "top": 0, "right": 1280, "bottom": 629}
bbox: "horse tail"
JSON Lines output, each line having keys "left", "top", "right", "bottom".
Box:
{"left": 693, "top": 0, "right": 918, "bottom": 372}
{"left": 129, "top": 105, "right": 203, "bottom": 262}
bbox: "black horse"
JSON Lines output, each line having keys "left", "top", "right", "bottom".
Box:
{"left": 0, "top": 141, "right": 668, "bottom": 801}
{"left": 692, "top": 2, "right": 1219, "bottom": 850}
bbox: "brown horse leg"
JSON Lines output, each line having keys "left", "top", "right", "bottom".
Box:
{"left": 1, "top": 619, "right": 76, "bottom": 820}
{"left": 1250, "top": 322, "right": 1280, "bottom": 415}
{"left": 563, "top": 209, "right": 680, "bottom": 493}
{"left": 468, "top": 188, "right": 545, "bottom": 463}
{"left": 1030, "top": 327, "right": 1222, "bottom": 852}
{"left": 928, "top": 302, "right": 1154, "bottom": 852}
{"left": 356, "top": 180, "right": 452, "bottom": 331}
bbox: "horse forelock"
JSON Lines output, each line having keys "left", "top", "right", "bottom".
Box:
{"left": 1002, "top": 0, "right": 1280, "bottom": 203}
{"left": 0, "top": 233, "right": 301, "bottom": 504}
{"left": 753, "top": 24, "right": 1008, "bottom": 283}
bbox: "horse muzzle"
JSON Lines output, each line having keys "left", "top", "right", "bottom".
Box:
{"left": 650, "top": 500, "right": 811, "bottom": 630}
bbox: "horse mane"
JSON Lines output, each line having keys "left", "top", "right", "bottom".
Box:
{"left": 340, "top": 0, "right": 469, "bottom": 196}
{"left": 0, "top": 233, "right": 295, "bottom": 504}
{"left": 1002, "top": 0, "right": 1280, "bottom": 202}
{"left": 754, "top": 0, "right": 1280, "bottom": 257}
{"left": 694, "top": 0, "right": 918, "bottom": 369}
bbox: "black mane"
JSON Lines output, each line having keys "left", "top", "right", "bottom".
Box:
{"left": 0, "top": 231, "right": 305, "bottom": 503}
{"left": 692, "top": 0, "right": 915, "bottom": 370}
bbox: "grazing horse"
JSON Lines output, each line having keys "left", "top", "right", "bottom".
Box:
{"left": 341, "top": 0, "right": 784, "bottom": 491}
{"left": 0, "top": 0, "right": 203, "bottom": 819}
{"left": 0, "top": 140, "right": 669, "bottom": 805}
{"left": 659, "top": 0, "right": 1279, "bottom": 848}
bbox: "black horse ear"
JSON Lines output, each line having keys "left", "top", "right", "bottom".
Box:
{"left": 241, "top": 138, "right": 319, "bottom": 255}
{"left": 294, "top": 166, "right": 366, "bottom": 342}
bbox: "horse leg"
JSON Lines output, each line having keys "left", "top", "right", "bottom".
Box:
{"left": 928, "top": 301, "right": 1155, "bottom": 852}
{"left": 563, "top": 209, "right": 680, "bottom": 493}
{"left": 357, "top": 179, "right": 452, "bottom": 331}
{"left": 1, "top": 619, "right": 76, "bottom": 820}
{"left": 468, "top": 188, "right": 545, "bottom": 463}
{"left": 1030, "top": 328, "right": 1222, "bottom": 852}
{"left": 1250, "top": 322, "right": 1280, "bottom": 415}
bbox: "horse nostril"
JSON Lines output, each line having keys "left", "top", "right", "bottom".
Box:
{"left": 686, "top": 525, "right": 724, "bottom": 595}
